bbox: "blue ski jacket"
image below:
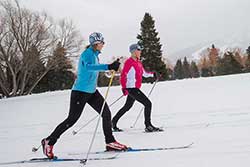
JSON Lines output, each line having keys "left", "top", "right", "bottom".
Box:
{"left": 72, "top": 46, "right": 108, "bottom": 93}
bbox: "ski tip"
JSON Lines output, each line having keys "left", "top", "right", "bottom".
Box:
{"left": 53, "top": 156, "right": 58, "bottom": 160}
{"left": 187, "top": 142, "right": 194, "bottom": 147}
{"left": 126, "top": 147, "right": 133, "bottom": 151}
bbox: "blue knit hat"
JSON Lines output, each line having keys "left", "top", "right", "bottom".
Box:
{"left": 129, "top": 44, "right": 143, "bottom": 53}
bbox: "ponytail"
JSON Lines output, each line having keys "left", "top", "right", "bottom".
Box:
{"left": 85, "top": 44, "right": 98, "bottom": 50}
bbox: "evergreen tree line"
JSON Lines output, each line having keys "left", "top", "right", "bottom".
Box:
{"left": 172, "top": 48, "right": 250, "bottom": 80}
{"left": 173, "top": 58, "right": 199, "bottom": 79}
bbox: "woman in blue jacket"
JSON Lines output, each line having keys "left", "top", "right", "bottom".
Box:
{"left": 41, "top": 32, "right": 128, "bottom": 159}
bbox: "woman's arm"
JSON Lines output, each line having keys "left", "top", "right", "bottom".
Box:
{"left": 85, "top": 63, "right": 108, "bottom": 71}
{"left": 82, "top": 53, "right": 108, "bottom": 71}
{"left": 142, "top": 66, "right": 154, "bottom": 78}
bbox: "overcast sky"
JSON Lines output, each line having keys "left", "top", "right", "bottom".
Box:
{"left": 22, "top": 0, "right": 250, "bottom": 63}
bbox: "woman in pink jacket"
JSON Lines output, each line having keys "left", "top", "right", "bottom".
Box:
{"left": 112, "top": 43, "right": 163, "bottom": 132}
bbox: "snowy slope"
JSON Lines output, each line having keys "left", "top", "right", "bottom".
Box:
{"left": 1, "top": 73, "right": 250, "bottom": 167}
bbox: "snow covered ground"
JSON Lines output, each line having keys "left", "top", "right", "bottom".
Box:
{"left": 1, "top": 73, "right": 250, "bottom": 167}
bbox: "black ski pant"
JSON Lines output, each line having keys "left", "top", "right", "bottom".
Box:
{"left": 47, "top": 90, "right": 115, "bottom": 145}
{"left": 112, "top": 88, "right": 152, "bottom": 127}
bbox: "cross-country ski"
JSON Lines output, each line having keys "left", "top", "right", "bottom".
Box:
{"left": 0, "top": 155, "right": 118, "bottom": 166}
{"left": 68, "top": 143, "right": 194, "bottom": 156}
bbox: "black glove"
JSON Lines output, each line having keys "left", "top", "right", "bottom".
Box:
{"left": 108, "top": 60, "right": 120, "bottom": 71}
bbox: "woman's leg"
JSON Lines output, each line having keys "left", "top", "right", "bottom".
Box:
{"left": 87, "top": 90, "right": 115, "bottom": 144}
{"left": 112, "top": 95, "right": 135, "bottom": 128}
{"left": 46, "top": 90, "right": 91, "bottom": 145}
{"left": 127, "top": 88, "right": 152, "bottom": 127}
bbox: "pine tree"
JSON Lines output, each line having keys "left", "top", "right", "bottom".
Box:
{"left": 190, "top": 61, "right": 200, "bottom": 78}
{"left": 27, "top": 46, "right": 47, "bottom": 93}
{"left": 137, "top": 12, "right": 169, "bottom": 81}
{"left": 182, "top": 57, "right": 192, "bottom": 78}
{"left": 36, "top": 42, "right": 75, "bottom": 92}
{"left": 174, "top": 59, "right": 184, "bottom": 79}
{"left": 201, "top": 68, "right": 211, "bottom": 77}
{"left": 217, "top": 52, "right": 243, "bottom": 75}
{"left": 47, "top": 42, "right": 73, "bottom": 71}
{"left": 200, "top": 57, "right": 213, "bottom": 77}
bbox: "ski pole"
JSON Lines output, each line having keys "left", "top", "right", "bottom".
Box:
{"left": 72, "top": 94, "right": 123, "bottom": 135}
{"left": 109, "top": 94, "right": 124, "bottom": 107}
{"left": 80, "top": 71, "right": 115, "bottom": 165}
{"left": 130, "top": 79, "right": 158, "bottom": 128}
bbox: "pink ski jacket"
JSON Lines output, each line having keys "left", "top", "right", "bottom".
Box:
{"left": 120, "top": 57, "right": 154, "bottom": 89}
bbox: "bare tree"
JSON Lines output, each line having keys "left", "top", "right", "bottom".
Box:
{"left": 27, "top": 19, "right": 83, "bottom": 95}
{"left": 0, "top": 0, "right": 83, "bottom": 97}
